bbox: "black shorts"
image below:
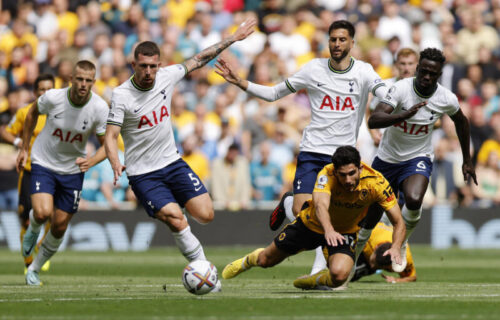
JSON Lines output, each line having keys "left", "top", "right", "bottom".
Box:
{"left": 274, "top": 217, "right": 357, "bottom": 260}
{"left": 18, "top": 170, "right": 32, "bottom": 220}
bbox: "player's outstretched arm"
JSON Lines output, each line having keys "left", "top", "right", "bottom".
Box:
{"left": 313, "top": 191, "right": 345, "bottom": 247}
{"left": 368, "top": 101, "right": 427, "bottom": 129}
{"left": 104, "top": 124, "right": 126, "bottom": 186}
{"left": 450, "top": 109, "right": 477, "bottom": 185}
{"left": 16, "top": 100, "right": 39, "bottom": 172}
{"left": 183, "top": 18, "right": 256, "bottom": 74}
{"left": 215, "top": 57, "right": 248, "bottom": 90}
{"left": 383, "top": 205, "right": 406, "bottom": 265}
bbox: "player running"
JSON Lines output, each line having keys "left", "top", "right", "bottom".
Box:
{"left": 215, "top": 20, "right": 388, "bottom": 275}
{"left": 367, "top": 48, "right": 477, "bottom": 271}
{"left": 104, "top": 20, "right": 256, "bottom": 289}
{"left": 17, "top": 61, "right": 109, "bottom": 285}
{"left": 294, "top": 221, "right": 416, "bottom": 290}
{"left": 0, "top": 74, "right": 55, "bottom": 272}
{"left": 222, "top": 146, "right": 406, "bottom": 290}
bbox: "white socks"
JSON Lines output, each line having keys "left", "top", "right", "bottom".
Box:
{"left": 28, "top": 209, "right": 43, "bottom": 234}
{"left": 172, "top": 225, "right": 206, "bottom": 261}
{"left": 402, "top": 205, "right": 422, "bottom": 243}
{"left": 29, "top": 230, "right": 63, "bottom": 272}
{"left": 310, "top": 246, "right": 327, "bottom": 275}
{"left": 354, "top": 227, "right": 373, "bottom": 261}
{"left": 284, "top": 195, "right": 295, "bottom": 222}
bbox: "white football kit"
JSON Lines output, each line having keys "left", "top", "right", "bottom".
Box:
{"left": 31, "top": 88, "right": 108, "bottom": 174}
{"left": 247, "top": 57, "right": 386, "bottom": 155}
{"left": 377, "top": 77, "right": 460, "bottom": 163}
{"left": 108, "top": 64, "right": 187, "bottom": 176}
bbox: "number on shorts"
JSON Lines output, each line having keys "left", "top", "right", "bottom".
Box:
{"left": 188, "top": 173, "right": 200, "bottom": 187}
{"left": 417, "top": 161, "right": 427, "bottom": 170}
{"left": 73, "top": 190, "right": 82, "bottom": 208}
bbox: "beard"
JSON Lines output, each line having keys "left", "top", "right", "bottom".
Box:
{"left": 330, "top": 48, "right": 350, "bottom": 63}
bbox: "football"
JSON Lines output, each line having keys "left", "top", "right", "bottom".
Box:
{"left": 182, "top": 260, "right": 219, "bottom": 295}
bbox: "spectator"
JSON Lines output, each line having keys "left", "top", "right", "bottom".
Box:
{"left": 471, "top": 151, "right": 500, "bottom": 207}
{"left": 181, "top": 135, "right": 210, "bottom": 185}
{"left": 211, "top": 143, "right": 251, "bottom": 210}
{"left": 251, "top": 140, "right": 282, "bottom": 201}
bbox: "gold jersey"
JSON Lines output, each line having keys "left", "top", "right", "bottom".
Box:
{"left": 298, "top": 162, "right": 397, "bottom": 234}
{"left": 6, "top": 103, "right": 47, "bottom": 172}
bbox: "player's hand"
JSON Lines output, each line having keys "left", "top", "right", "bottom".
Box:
{"left": 462, "top": 160, "right": 477, "bottom": 185}
{"left": 403, "top": 101, "right": 426, "bottom": 119}
{"left": 232, "top": 18, "right": 256, "bottom": 41}
{"left": 76, "top": 157, "right": 90, "bottom": 172}
{"left": 16, "top": 149, "right": 27, "bottom": 172}
{"left": 215, "top": 58, "right": 240, "bottom": 85}
{"left": 324, "top": 230, "right": 345, "bottom": 247}
{"left": 381, "top": 274, "right": 398, "bottom": 283}
{"left": 112, "top": 162, "right": 126, "bottom": 186}
{"left": 383, "top": 247, "right": 402, "bottom": 266}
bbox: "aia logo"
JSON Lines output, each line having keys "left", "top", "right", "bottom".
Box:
{"left": 394, "top": 121, "right": 429, "bottom": 135}
{"left": 52, "top": 129, "right": 83, "bottom": 143}
{"left": 137, "top": 105, "right": 170, "bottom": 129}
{"left": 319, "top": 95, "right": 354, "bottom": 111}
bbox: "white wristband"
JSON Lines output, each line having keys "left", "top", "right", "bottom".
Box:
{"left": 13, "top": 137, "right": 22, "bottom": 147}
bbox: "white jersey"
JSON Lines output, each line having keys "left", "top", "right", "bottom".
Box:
{"left": 108, "top": 64, "right": 187, "bottom": 176}
{"left": 286, "top": 58, "right": 386, "bottom": 155}
{"left": 31, "top": 88, "right": 108, "bottom": 174}
{"left": 377, "top": 77, "right": 460, "bottom": 163}
{"left": 370, "top": 77, "right": 397, "bottom": 111}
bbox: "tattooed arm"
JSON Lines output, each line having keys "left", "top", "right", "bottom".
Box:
{"left": 183, "top": 18, "right": 256, "bottom": 74}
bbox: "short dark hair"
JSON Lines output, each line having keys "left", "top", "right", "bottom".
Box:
{"left": 74, "top": 60, "right": 96, "bottom": 72}
{"left": 419, "top": 48, "right": 446, "bottom": 66}
{"left": 331, "top": 146, "right": 361, "bottom": 169}
{"left": 328, "top": 20, "right": 355, "bottom": 38}
{"left": 134, "top": 41, "right": 160, "bottom": 60}
{"left": 374, "top": 242, "right": 392, "bottom": 267}
{"left": 34, "top": 73, "right": 55, "bottom": 91}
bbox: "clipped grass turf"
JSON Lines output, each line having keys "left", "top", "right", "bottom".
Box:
{"left": 1, "top": 246, "right": 500, "bottom": 319}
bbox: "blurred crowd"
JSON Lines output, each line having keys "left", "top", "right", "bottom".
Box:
{"left": 0, "top": 0, "right": 499, "bottom": 211}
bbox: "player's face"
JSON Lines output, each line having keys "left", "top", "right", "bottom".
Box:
{"left": 415, "top": 59, "right": 442, "bottom": 91}
{"left": 395, "top": 54, "right": 417, "bottom": 79}
{"left": 71, "top": 67, "right": 96, "bottom": 99}
{"left": 333, "top": 163, "right": 361, "bottom": 192}
{"left": 35, "top": 80, "right": 54, "bottom": 98}
{"left": 328, "top": 28, "right": 353, "bottom": 63}
{"left": 132, "top": 54, "right": 160, "bottom": 89}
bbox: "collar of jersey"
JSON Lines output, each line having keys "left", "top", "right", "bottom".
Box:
{"left": 67, "top": 87, "right": 92, "bottom": 108}
{"left": 328, "top": 57, "right": 354, "bottom": 74}
{"left": 413, "top": 78, "right": 436, "bottom": 99}
{"left": 131, "top": 75, "right": 154, "bottom": 91}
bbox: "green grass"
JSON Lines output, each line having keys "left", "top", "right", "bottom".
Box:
{"left": 1, "top": 246, "right": 500, "bottom": 320}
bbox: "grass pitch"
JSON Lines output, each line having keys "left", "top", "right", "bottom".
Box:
{"left": 1, "top": 246, "right": 499, "bottom": 320}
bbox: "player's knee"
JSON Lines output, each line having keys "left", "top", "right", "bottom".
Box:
{"left": 156, "top": 209, "right": 186, "bottom": 230}
{"left": 194, "top": 206, "right": 214, "bottom": 224}
{"left": 405, "top": 193, "right": 424, "bottom": 210}
{"left": 329, "top": 266, "right": 349, "bottom": 285}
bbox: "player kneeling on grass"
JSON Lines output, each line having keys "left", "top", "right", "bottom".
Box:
{"left": 222, "top": 146, "right": 406, "bottom": 289}
{"left": 295, "top": 222, "right": 416, "bottom": 289}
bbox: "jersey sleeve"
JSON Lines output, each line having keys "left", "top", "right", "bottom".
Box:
{"left": 5, "top": 107, "right": 26, "bottom": 135}
{"left": 373, "top": 175, "right": 397, "bottom": 211}
{"left": 164, "top": 64, "right": 187, "bottom": 84}
{"left": 313, "top": 166, "right": 334, "bottom": 195}
{"left": 37, "top": 90, "right": 56, "bottom": 115}
{"left": 445, "top": 92, "right": 460, "bottom": 116}
{"left": 381, "top": 82, "right": 404, "bottom": 109}
{"left": 363, "top": 63, "right": 386, "bottom": 96}
{"left": 107, "top": 93, "right": 126, "bottom": 127}
{"left": 285, "top": 60, "right": 314, "bottom": 93}
{"left": 95, "top": 102, "right": 108, "bottom": 136}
